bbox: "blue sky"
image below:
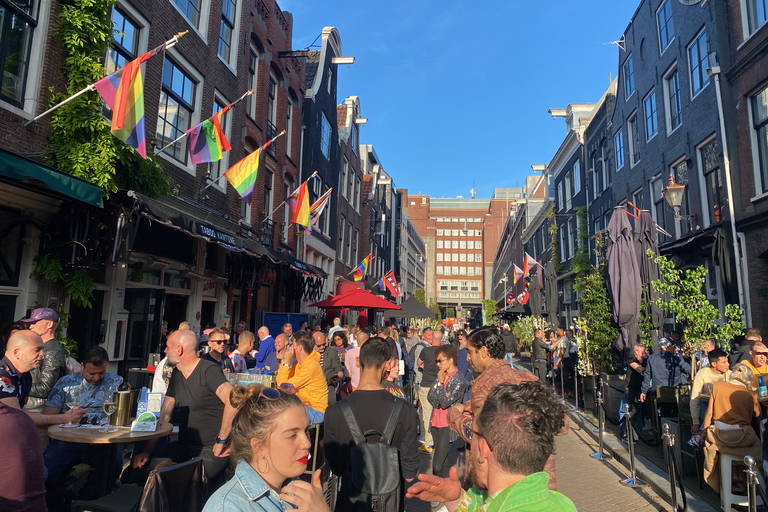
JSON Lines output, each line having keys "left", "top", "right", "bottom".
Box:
{"left": 282, "top": 1, "right": 641, "bottom": 199}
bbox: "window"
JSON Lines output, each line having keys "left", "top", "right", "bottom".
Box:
{"left": 624, "top": 56, "right": 635, "bottom": 98}
{"left": 285, "top": 99, "right": 293, "bottom": 157}
{"left": 452, "top": 217, "right": 458, "bottom": 222}
{"left": 355, "top": 177, "right": 361, "bottom": 212}
{"left": 459, "top": 217, "right": 466, "bottom": 222}
{"left": 565, "top": 172, "right": 572, "bottom": 210}
{"left": 321, "top": 112, "right": 331, "bottom": 159}
{"left": 172, "top": 0, "right": 202, "bottom": 29}
{"left": 475, "top": 217, "right": 482, "bottom": 222}
{"left": 700, "top": 138, "right": 724, "bottom": 226}
{"left": 337, "top": 220, "right": 345, "bottom": 261}
{"left": 459, "top": 254, "right": 466, "bottom": 262}
{"left": 444, "top": 253, "right": 450, "bottom": 261}
{"left": 632, "top": 187, "right": 644, "bottom": 211}
{"left": 628, "top": 113, "right": 640, "bottom": 166}
{"left": 591, "top": 152, "right": 602, "bottom": 201}
{"left": 437, "top": 266, "right": 443, "bottom": 275}
{"left": 558, "top": 181, "right": 564, "bottom": 210}
{"left": 689, "top": 30, "right": 710, "bottom": 97}
{"left": 567, "top": 220, "right": 574, "bottom": 260}
{"left": 475, "top": 253, "right": 482, "bottom": 262}
{"left": 657, "top": 0, "right": 675, "bottom": 53}
{"left": 436, "top": 229, "right": 443, "bottom": 236}
{"left": 341, "top": 158, "right": 348, "bottom": 199}
{"left": 107, "top": 8, "right": 139, "bottom": 74}
{"left": 209, "top": 97, "right": 232, "bottom": 184}
{"left": 452, "top": 254, "right": 458, "bottom": 262}
{"left": 476, "top": 241, "right": 482, "bottom": 250}
{"left": 573, "top": 161, "right": 581, "bottom": 194}
{"left": 644, "top": 91, "right": 658, "bottom": 140}
{"left": 560, "top": 225, "right": 567, "bottom": 262}
{"left": 157, "top": 56, "right": 198, "bottom": 164}
{"left": 665, "top": 67, "right": 682, "bottom": 132}
{"left": 437, "top": 253, "right": 443, "bottom": 262}
{"left": 468, "top": 267, "right": 475, "bottom": 276}
{"left": 470, "top": 282, "right": 479, "bottom": 292}
{"left": 452, "top": 229, "right": 459, "bottom": 236}
{"left": 246, "top": 48, "right": 258, "bottom": 119}
{"left": 651, "top": 175, "right": 666, "bottom": 235}
{"left": 459, "top": 267, "right": 467, "bottom": 276}
{"left": 268, "top": 72, "right": 278, "bottom": 133}
{"left": 747, "top": 0, "right": 768, "bottom": 34}
{"left": 218, "top": 0, "right": 236, "bottom": 64}
{"left": 615, "top": 130, "right": 625, "bottom": 170}
{"left": 467, "top": 241, "right": 474, "bottom": 249}
{"left": 452, "top": 267, "right": 459, "bottom": 275}
{"left": 282, "top": 181, "right": 291, "bottom": 241}
{"left": 445, "top": 267, "right": 452, "bottom": 276}
{"left": 241, "top": 143, "right": 253, "bottom": 222}
{"left": 593, "top": 218, "right": 601, "bottom": 264}
{"left": 351, "top": 125, "right": 358, "bottom": 153}
{"left": 436, "top": 240, "right": 443, "bottom": 249}
{"left": 459, "top": 240, "right": 466, "bottom": 249}
{"left": 672, "top": 159, "right": 692, "bottom": 235}
{"left": 346, "top": 221, "right": 353, "bottom": 264}
{"left": 0, "top": 0, "right": 41, "bottom": 106}
{"left": 262, "top": 169, "right": 273, "bottom": 220}
{"left": 752, "top": 85, "right": 768, "bottom": 194}
{"left": 475, "top": 267, "right": 481, "bottom": 275}
{"left": 601, "top": 140, "right": 611, "bottom": 187}
{"left": 452, "top": 241, "right": 459, "bottom": 249}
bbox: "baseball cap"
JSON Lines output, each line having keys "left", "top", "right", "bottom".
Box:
{"left": 22, "top": 308, "right": 59, "bottom": 323}
{"left": 658, "top": 337, "right": 673, "bottom": 349}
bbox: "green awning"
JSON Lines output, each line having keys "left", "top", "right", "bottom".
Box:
{"left": 0, "top": 148, "right": 103, "bottom": 208}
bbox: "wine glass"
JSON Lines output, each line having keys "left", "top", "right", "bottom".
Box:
{"left": 65, "top": 385, "right": 81, "bottom": 427}
{"left": 101, "top": 389, "right": 118, "bottom": 432}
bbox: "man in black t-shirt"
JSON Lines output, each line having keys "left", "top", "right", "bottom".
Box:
{"left": 325, "top": 338, "right": 419, "bottom": 511}
{"left": 127, "top": 329, "right": 237, "bottom": 488}
{"left": 621, "top": 343, "right": 648, "bottom": 441}
{"left": 417, "top": 329, "right": 442, "bottom": 452}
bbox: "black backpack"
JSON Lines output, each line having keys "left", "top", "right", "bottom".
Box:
{"left": 338, "top": 397, "right": 405, "bottom": 512}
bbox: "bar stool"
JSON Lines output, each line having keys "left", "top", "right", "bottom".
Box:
{"left": 720, "top": 453, "right": 751, "bottom": 511}
{"left": 304, "top": 422, "right": 323, "bottom": 475}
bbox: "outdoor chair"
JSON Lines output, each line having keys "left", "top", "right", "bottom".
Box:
{"left": 71, "top": 457, "right": 209, "bottom": 512}
{"left": 304, "top": 422, "right": 324, "bottom": 476}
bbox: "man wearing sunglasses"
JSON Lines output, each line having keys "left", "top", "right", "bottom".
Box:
{"left": 407, "top": 381, "right": 576, "bottom": 511}
{"left": 202, "top": 328, "right": 234, "bottom": 373}
{"left": 742, "top": 339, "right": 768, "bottom": 390}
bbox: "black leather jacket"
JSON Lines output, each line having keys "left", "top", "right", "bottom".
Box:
{"left": 27, "top": 338, "right": 67, "bottom": 413}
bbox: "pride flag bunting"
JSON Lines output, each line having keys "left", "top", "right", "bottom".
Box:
{"left": 353, "top": 254, "right": 372, "bottom": 282}
{"left": 223, "top": 133, "right": 280, "bottom": 204}
{"left": 187, "top": 105, "right": 232, "bottom": 164}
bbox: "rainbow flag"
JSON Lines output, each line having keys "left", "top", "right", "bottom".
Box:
{"left": 223, "top": 135, "right": 277, "bottom": 204}
{"left": 94, "top": 49, "right": 156, "bottom": 158}
{"left": 290, "top": 181, "right": 311, "bottom": 230}
{"left": 308, "top": 188, "right": 332, "bottom": 232}
{"left": 377, "top": 276, "right": 386, "bottom": 291}
{"left": 187, "top": 105, "right": 231, "bottom": 164}
{"left": 353, "top": 254, "right": 371, "bottom": 282}
{"left": 513, "top": 264, "right": 525, "bottom": 284}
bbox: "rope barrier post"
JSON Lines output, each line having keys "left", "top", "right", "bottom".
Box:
{"left": 572, "top": 366, "right": 579, "bottom": 412}
{"left": 662, "top": 423, "right": 678, "bottom": 510}
{"left": 589, "top": 390, "right": 612, "bottom": 461}
{"left": 593, "top": 377, "right": 601, "bottom": 433}
{"left": 745, "top": 455, "right": 758, "bottom": 512}
{"left": 620, "top": 403, "right": 646, "bottom": 487}
{"left": 559, "top": 363, "right": 565, "bottom": 402}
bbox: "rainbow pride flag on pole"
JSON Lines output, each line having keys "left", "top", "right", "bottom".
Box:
{"left": 187, "top": 105, "right": 232, "bottom": 164}
{"left": 353, "top": 254, "right": 372, "bottom": 282}
{"left": 94, "top": 49, "right": 157, "bottom": 158}
{"left": 290, "top": 181, "right": 311, "bottom": 230}
{"left": 308, "top": 188, "right": 332, "bottom": 232}
{"left": 513, "top": 264, "right": 525, "bottom": 284}
{"left": 223, "top": 132, "right": 281, "bottom": 204}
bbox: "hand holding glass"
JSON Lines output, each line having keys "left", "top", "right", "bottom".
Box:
{"left": 65, "top": 386, "right": 81, "bottom": 426}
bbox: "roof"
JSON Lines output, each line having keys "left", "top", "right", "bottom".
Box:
{"left": 362, "top": 174, "right": 373, "bottom": 201}
{"left": 304, "top": 50, "right": 320, "bottom": 91}
{"left": 429, "top": 198, "right": 491, "bottom": 210}
{"left": 337, "top": 105, "right": 346, "bottom": 128}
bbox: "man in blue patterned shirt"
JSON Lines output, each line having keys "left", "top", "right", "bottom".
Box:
{"left": 43, "top": 346, "right": 124, "bottom": 506}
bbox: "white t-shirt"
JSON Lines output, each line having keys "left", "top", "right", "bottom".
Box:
{"left": 152, "top": 357, "right": 168, "bottom": 393}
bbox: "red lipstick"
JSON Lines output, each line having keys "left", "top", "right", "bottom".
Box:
{"left": 297, "top": 455, "right": 309, "bottom": 464}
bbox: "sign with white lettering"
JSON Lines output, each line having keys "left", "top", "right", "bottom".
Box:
{"left": 198, "top": 224, "right": 237, "bottom": 247}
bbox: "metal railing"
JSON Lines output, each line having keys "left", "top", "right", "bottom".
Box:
{"left": 260, "top": 218, "right": 275, "bottom": 247}
{"left": 266, "top": 120, "right": 278, "bottom": 156}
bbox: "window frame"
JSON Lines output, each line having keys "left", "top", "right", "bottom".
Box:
{"left": 573, "top": 160, "right": 581, "bottom": 194}
{"left": 217, "top": 0, "right": 239, "bottom": 69}
{"left": 623, "top": 55, "right": 635, "bottom": 99}
{"left": 644, "top": 89, "right": 658, "bottom": 141}
{"left": 750, "top": 84, "right": 768, "bottom": 196}
{"left": 320, "top": 112, "right": 332, "bottom": 159}
{"left": 657, "top": 0, "right": 675, "bottom": 55}
{"left": 664, "top": 64, "right": 682, "bottom": 134}
{"left": 746, "top": 0, "right": 768, "bottom": 37}
{"left": 246, "top": 46, "right": 259, "bottom": 119}
{"left": 688, "top": 29, "right": 710, "bottom": 99}
{"left": 697, "top": 135, "right": 723, "bottom": 227}
{"left": 615, "top": 130, "right": 625, "bottom": 170}
{"left": 628, "top": 112, "right": 640, "bottom": 167}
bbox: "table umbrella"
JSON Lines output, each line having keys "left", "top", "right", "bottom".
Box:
{"left": 382, "top": 296, "right": 437, "bottom": 319}
{"left": 545, "top": 261, "right": 559, "bottom": 320}
{"left": 607, "top": 208, "right": 642, "bottom": 363}
{"left": 528, "top": 274, "right": 544, "bottom": 318}
{"left": 310, "top": 288, "right": 401, "bottom": 310}
{"left": 635, "top": 211, "right": 664, "bottom": 352}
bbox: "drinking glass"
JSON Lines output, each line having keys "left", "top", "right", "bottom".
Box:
{"left": 65, "top": 385, "right": 81, "bottom": 426}
{"left": 101, "top": 391, "right": 118, "bottom": 432}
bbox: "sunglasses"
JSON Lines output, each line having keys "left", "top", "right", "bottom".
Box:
{"left": 755, "top": 352, "right": 768, "bottom": 357}
{"left": 210, "top": 339, "right": 226, "bottom": 345}
{"left": 436, "top": 358, "right": 448, "bottom": 363}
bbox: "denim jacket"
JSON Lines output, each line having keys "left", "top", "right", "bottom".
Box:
{"left": 203, "top": 460, "right": 296, "bottom": 511}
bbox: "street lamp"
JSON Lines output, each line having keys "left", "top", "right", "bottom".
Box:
{"left": 661, "top": 173, "right": 699, "bottom": 230}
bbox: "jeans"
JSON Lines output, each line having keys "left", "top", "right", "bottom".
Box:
{"left": 431, "top": 426, "right": 452, "bottom": 478}
{"left": 305, "top": 405, "right": 325, "bottom": 425}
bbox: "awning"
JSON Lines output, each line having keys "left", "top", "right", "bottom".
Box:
{"left": 129, "top": 192, "right": 326, "bottom": 278}
{"left": 0, "top": 148, "right": 103, "bottom": 207}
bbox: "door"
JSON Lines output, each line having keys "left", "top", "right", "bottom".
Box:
{"left": 121, "top": 288, "right": 165, "bottom": 374}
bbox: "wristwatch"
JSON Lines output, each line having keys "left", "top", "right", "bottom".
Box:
{"left": 215, "top": 435, "right": 228, "bottom": 444}
{"left": 282, "top": 362, "right": 290, "bottom": 367}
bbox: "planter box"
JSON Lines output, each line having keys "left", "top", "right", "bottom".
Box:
{"left": 600, "top": 372, "right": 626, "bottom": 424}
{"left": 581, "top": 375, "right": 598, "bottom": 415}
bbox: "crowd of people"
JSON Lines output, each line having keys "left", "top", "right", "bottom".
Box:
{"left": 0, "top": 311, "right": 577, "bottom": 512}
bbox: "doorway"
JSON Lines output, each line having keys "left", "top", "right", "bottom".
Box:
{"left": 201, "top": 300, "right": 216, "bottom": 329}
{"left": 122, "top": 288, "right": 165, "bottom": 374}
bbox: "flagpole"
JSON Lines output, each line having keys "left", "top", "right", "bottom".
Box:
{"left": 203, "top": 129, "right": 285, "bottom": 195}
{"left": 265, "top": 169, "right": 318, "bottom": 221}
{"left": 156, "top": 89, "right": 254, "bottom": 153}
{"left": 24, "top": 31, "right": 188, "bottom": 127}
{"left": 347, "top": 254, "right": 374, "bottom": 277}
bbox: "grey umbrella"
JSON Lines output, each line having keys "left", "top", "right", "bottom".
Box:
{"left": 545, "top": 260, "right": 559, "bottom": 320}
{"left": 607, "top": 208, "right": 642, "bottom": 362}
{"left": 528, "top": 273, "right": 544, "bottom": 319}
{"left": 381, "top": 296, "right": 438, "bottom": 319}
{"left": 635, "top": 211, "right": 664, "bottom": 352}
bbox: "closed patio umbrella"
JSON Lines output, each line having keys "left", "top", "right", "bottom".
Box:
{"left": 607, "top": 208, "right": 642, "bottom": 363}
{"left": 544, "top": 260, "right": 559, "bottom": 320}
{"left": 635, "top": 211, "right": 664, "bottom": 352}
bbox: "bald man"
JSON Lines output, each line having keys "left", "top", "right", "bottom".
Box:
{"left": 255, "top": 326, "right": 275, "bottom": 370}
{"left": 127, "top": 329, "right": 237, "bottom": 487}
{"left": 0, "top": 331, "right": 86, "bottom": 426}
{"left": 314, "top": 331, "right": 344, "bottom": 405}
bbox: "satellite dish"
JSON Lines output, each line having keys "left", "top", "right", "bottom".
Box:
{"left": 678, "top": 0, "right": 701, "bottom": 5}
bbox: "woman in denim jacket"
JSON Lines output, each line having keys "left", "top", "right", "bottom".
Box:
{"left": 427, "top": 345, "right": 467, "bottom": 479}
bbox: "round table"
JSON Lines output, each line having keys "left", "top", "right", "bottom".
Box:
{"left": 48, "top": 421, "right": 173, "bottom": 497}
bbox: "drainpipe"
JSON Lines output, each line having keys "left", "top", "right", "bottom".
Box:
{"left": 298, "top": 123, "right": 306, "bottom": 262}
{"left": 710, "top": 62, "right": 750, "bottom": 325}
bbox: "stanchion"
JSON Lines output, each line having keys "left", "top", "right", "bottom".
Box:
{"left": 559, "top": 364, "right": 565, "bottom": 402}
{"left": 662, "top": 423, "right": 678, "bottom": 509}
{"left": 589, "top": 390, "right": 611, "bottom": 461}
{"left": 745, "top": 455, "right": 759, "bottom": 512}
{"left": 593, "top": 377, "right": 601, "bottom": 433}
{"left": 620, "top": 404, "right": 646, "bottom": 487}
{"left": 572, "top": 367, "right": 579, "bottom": 412}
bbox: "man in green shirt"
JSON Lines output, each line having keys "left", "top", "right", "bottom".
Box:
{"left": 406, "top": 380, "right": 576, "bottom": 511}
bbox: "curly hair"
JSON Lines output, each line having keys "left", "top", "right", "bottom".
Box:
{"left": 227, "top": 384, "right": 304, "bottom": 465}
{"left": 331, "top": 330, "right": 348, "bottom": 348}
{"left": 478, "top": 381, "right": 566, "bottom": 475}
{"left": 466, "top": 327, "right": 507, "bottom": 360}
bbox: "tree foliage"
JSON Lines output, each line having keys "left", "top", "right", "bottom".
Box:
{"left": 45, "top": 0, "right": 173, "bottom": 197}
{"left": 649, "top": 251, "right": 743, "bottom": 355}
{"left": 482, "top": 299, "right": 497, "bottom": 326}
{"left": 547, "top": 208, "right": 564, "bottom": 274}
{"left": 414, "top": 288, "right": 426, "bottom": 305}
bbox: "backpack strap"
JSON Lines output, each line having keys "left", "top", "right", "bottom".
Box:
{"left": 339, "top": 400, "right": 366, "bottom": 445}
{"left": 381, "top": 398, "right": 404, "bottom": 445}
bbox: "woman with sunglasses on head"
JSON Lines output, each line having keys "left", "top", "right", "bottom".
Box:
{"left": 203, "top": 385, "right": 330, "bottom": 512}
{"left": 427, "top": 345, "right": 466, "bottom": 483}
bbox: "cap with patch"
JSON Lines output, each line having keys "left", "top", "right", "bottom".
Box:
{"left": 658, "top": 337, "right": 673, "bottom": 349}
{"left": 22, "top": 308, "right": 59, "bottom": 323}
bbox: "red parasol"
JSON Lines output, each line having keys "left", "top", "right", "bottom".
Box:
{"left": 310, "top": 288, "right": 401, "bottom": 310}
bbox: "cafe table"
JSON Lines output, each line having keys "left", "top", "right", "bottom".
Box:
{"left": 48, "top": 421, "right": 173, "bottom": 497}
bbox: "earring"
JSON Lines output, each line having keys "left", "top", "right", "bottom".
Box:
{"left": 257, "top": 456, "right": 270, "bottom": 474}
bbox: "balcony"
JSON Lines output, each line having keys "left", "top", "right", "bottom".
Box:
{"left": 266, "top": 120, "right": 277, "bottom": 157}
{"left": 260, "top": 218, "right": 275, "bottom": 247}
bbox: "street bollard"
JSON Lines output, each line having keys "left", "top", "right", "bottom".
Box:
{"left": 620, "top": 403, "right": 646, "bottom": 487}
{"left": 745, "top": 455, "right": 758, "bottom": 512}
{"left": 662, "top": 423, "right": 677, "bottom": 509}
{"left": 572, "top": 368, "right": 579, "bottom": 412}
{"left": 589, "top": 390, "right": 611, "bottom": 461}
